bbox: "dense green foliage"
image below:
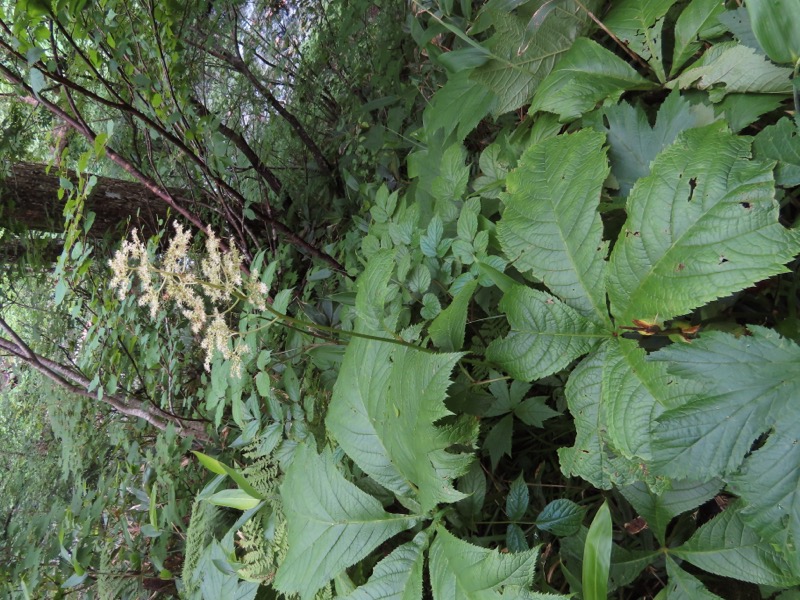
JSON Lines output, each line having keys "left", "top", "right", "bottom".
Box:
{"left": 1, "top": 0, "right": 799, "bottom": 598}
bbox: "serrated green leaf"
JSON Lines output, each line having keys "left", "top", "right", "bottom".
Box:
{"left": 671, "top": 0, "right": 727, "bottom": 75}
{"left": 753, "top": 117, "right": 800, "bottom": 187}
{"left": 327, "top": 333, "right": 476, "bottom": 512}
{"left": 506, "top": 474, "right": 529, "bottom": 521}
{"left": 356, "top": 250, "right": 396, "bottom": 332}
{"left": 607, "top": 123, "right": 800, "bottom": 326}
{"left": 421, "top": 216, "right": 445, "bottom": 258}
{"left": 487, "top": 286, "right": 606, "bottom": 382}
{"left": 340, "top": 532, "right": 427, "bottom": 600}
{"left": 669, "top": 42, "right": 794, "bottom": 101}
{"left": 430, "top": 279, "right": 477, "bottom": 352}
{"left": 604, "top": 0, "right": 679, "bottom": 82}
{"left": 651, "top": 328, "right": 800, "bottom": 551}
{"left": 274, "top": 444, "right": 418, "bottom": 599}
{"left": 431, "top": 144, "right": 469, "bottom": 207}
{"left": 671, "top": 500, "right": 800, "bottom": 586}
{"left": 619, "top": 479, "right": 723, "bottom": 543}
{"left": 664, "top": 556, "right": 723, "bottom": 599}
{"left": 536, "top": 499, "right": 584, "bottom": 537}
{"left": 529, "top": 38, "right": 656, "bottom": 121}
{"left": 457, "top": 461, "right": 487, "bottom": 521}
{"left": 429, "top": 526, "right": 539, "bottom": 599}
{"left": 457, "top": 208, "right": 478, "bottom": 242}
{"left": 586, "top": 91, "right": 717, "bottom": 196}
{"left": 408, "top": 264, "right": 432, "bottom": 294}
{"left": 583, "top": 502, "right": 612, "bottom": 600}
{"left": 472, "top": 1, "right": 600, "bottom": 115}
{"left": 424, "top": 70, "right": 497, "bottom": 141}
{"left": 558, "top": 346, "right": 647, "bottom": 490}
{"left": 498, "top": 130, "right": 610, "bottom": 324}
{"left": 602, "top": 338, "right": 701, "bottom": 463}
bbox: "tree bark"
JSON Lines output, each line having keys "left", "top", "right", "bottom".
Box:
{"left": 1, "top": 162, "right": 171, "bottom": 237}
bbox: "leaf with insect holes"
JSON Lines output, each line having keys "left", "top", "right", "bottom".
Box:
{"left": 607, "top": 122, "right": 800, "bottom": 327}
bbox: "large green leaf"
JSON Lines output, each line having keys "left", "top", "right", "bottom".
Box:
{"left": 620, "top": 479, "right": 722, "bottom": 544}
{"left": 669, "top": 42, "right": 794, "bottom": 101}
{"left": 327, "top": 334, "right": 476, "bottom": 513}
{"left": 472, "top": 0, "right": 599, "bottom": 115}
{"left": 602, "top": 338, "right": 701, "bottom": 463}
{"left": 585, "top": 91, "right": 717, "bottom": 196}
{"left": 607, "top": 122, "right": 799, "bottom": 326}
{"left": 423, "top": 71, "right": 497, "bottom": 141}
{"left": 651, "top": 328, "right": 800, "bottom": 549}
{"left": 603, "top": 0, "right": 680, "bottom": 82}
{"left": 274, "top": 444, "right": 418, "bottom": 599}
{"left": 428, "top": 526, "right": 539, "bottom": 599}
{"left": 486, "top": 286, "right": 606, "bottom": 382}
{"left": 340, "top": 532, "right": 428, "bottom": 600}
{"left": 671, "top": 0, "right": 727, "bottom": 75}
{"left": 497, "top": 129, "right": 610, "bottom": 324}
{"left": 529, "top": 38, "right": 655, "bottom": 122}
{"left": 557, "top": 346, "right": 645, "bottom": 490}
{"left": 671, "top": 500, "right": 800, "bottom": 586}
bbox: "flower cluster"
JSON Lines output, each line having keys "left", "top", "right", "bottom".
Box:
{"left": 109, "top": 223, "right": 269, "bottom": 376}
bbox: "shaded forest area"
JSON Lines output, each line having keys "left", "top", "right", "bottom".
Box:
{"left": 1, "top": 0, "right": 799, "bottom": 598}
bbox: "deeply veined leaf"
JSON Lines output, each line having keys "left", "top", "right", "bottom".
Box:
{"left": 603, "top": 0, "right": 680, "bottom": 82}
{"left": 428, "top": 526, "right": 539, "bottom": 599}
{"left": 583, "top": 502, "right": 612, "bottom": 600}
{"left": 472, "top": 0, "right": 601, "bottom": 115}
{"left": 620, "top": 479, "right": 723, "bottom": 544}
{"left": 274, "top": 444, "right": 418, "bottom": 599}
{"left": 498, "top": 130, "right": 611, "bottom": 324}
{"left": 340, "top": 532, "right": 428, "bottom": 600}
{"left": 671, "top": 0, "right": 727, "bottom": 75}
{"left": 430, "top": 279, "right": 478, "bottom": 351}
{"left": 557, "top": 345, "right": 646, "bottom": 490}
{"left": 486, "top": 286, "right": 607, "bottom": 382}
{"left": 327, "top": 333, "right": 476, "bottom": 513}
{"left": 607, "top": 122, "right": 800, "bottom": 326}
{"left": 664, "top": 556, "right": 723, "bottom": 600}
{"left": 602, "top": 338, "right": 701, "bottom": 463}
{"left": 671, "top": 500, "right": 800, "bottom": 586}
{"left": 356, "top": 250, "right": 397, "bottom": 332}
{"left": 650, "top": 328, "right": 800, "bottom": 550}
{"left": 529, "top": 38, "right": 656, "bottom": 121}
{"left": 585, "top": 91, "right": 717, "bottom": 196}
{"left": 423, "top": 71, "right": 497, "bottom": 141}
{"left": 669, "top": 42, "right": 794, "bottom": 101}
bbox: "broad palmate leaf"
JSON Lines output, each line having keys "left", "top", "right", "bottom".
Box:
{"left": 428, "top": 526, "right": 539, "bottom": 599}
{"left": 498, "top": 129, "right": 611, "bottom": 324}
{"left": 650, "top": 327, "right": 800, "bottom": 553}
{"left": 328, "top": 334, "right": 477, "bottom": 513}
{"left": 274, "top": 443, "right": 418, "bottom": 600}
{"left": 608, "top": 122, "right": 800, "bottom": 326}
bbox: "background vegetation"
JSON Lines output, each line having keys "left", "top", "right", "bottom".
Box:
{"left": 0, "top": 0, "right": 798, "bottom": 598}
